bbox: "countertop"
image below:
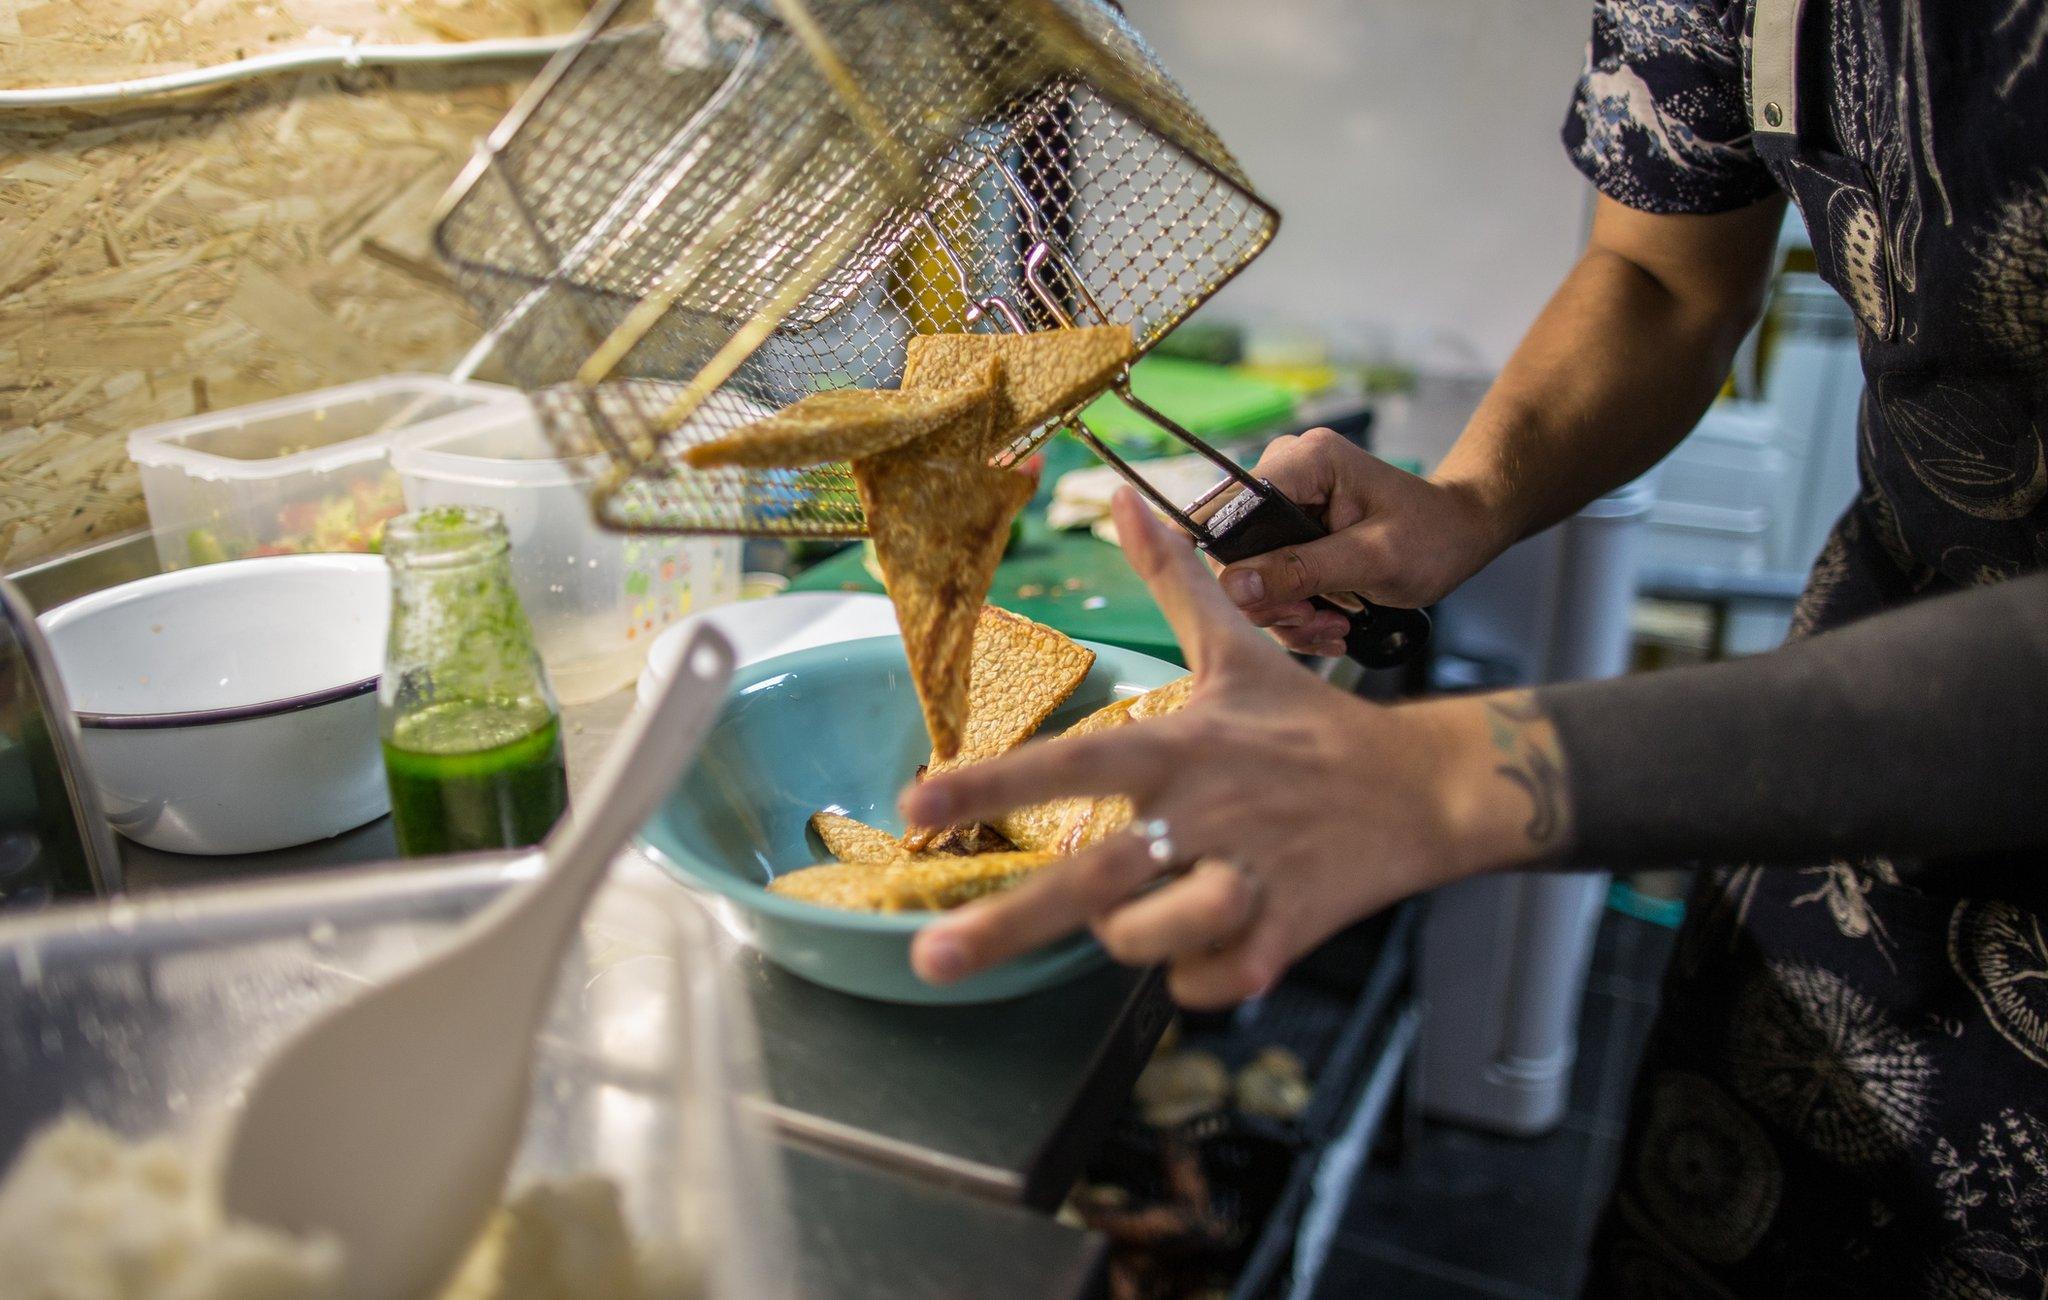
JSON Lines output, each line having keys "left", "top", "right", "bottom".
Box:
{"left": 104, "top": 680, "right": 1167, "bottom": 1213}
{"left": 11, "top": 533, "right": 1155, "bottom": 1296}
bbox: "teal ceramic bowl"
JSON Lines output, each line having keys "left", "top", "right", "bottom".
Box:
{"left": 638, "top": 634, "right": 1184, "bottom": 1004}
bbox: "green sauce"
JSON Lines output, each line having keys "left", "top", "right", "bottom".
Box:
{"left": 382, "top": 697, "right": 568, "bottom": 857}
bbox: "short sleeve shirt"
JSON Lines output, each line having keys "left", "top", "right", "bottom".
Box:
{"left": 1558, "top": 0, "right": 2048, "bottom": 623}
{"left": 1562, "top": 0, "right": 1781, "bottom": 214}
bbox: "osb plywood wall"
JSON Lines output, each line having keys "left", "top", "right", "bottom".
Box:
{"left": 0, "top": 0, "right": 589, "bottom": 568}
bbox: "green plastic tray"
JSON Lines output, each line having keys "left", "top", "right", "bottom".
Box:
{"left": 1079, "top": 357, "right": 1296, "bottom": 452}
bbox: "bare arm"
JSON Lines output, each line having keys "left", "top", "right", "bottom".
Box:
{"left": 1222, "top": 193, "right": 1789, "bottom": 650}
{"left": 1437, "top": 193, "right": 1789, "bottom": 547}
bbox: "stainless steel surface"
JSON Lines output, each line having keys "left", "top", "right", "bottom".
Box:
{"left": 120, "top": 814, "right": 401, "bottom": 891}
{"left": 432, "top": 0, "right": 1278, "bottom": 538}
{"left": 740, "top": 945, "right": 1166, "bottom": 1207}
{"left": 0, "top": 578, "right": 122, "bottom": 900}
{"left": 6, "top": 532, "right": 160, "bottom": 614}
{"left": 19, "top": 536, "right": 1167, "bottom": 1214}
{"left": 782, "top": 1142, "right": 1105, "bottom": 1298}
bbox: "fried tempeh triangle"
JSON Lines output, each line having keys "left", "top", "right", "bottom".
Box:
{"left": 853, "top": 356, "right": 1032, "bottom": 761}
{"left": 810, "top": 807, "right": 1013, "bottom": 863}
{"left": 809, "top": 810, "right": 913, "bottom": 864}
{"left": 995, "top": 674, "right": 1195, "bottom": 853}
{"left": 929, "top": 607, "right": 1097, "bottom": 775}
{"left": 902, "top": 325, "right": 1135, "bottom": 460}
{"left": 768, "top": 850, "right": 1059, "bottom": 912}
{"left": 902, "top": 606, "right": 1097, "bottom": 850}
{"left": 848, "top": 329, "right": 1132, "bottom": 763}
{"left": 680, "top": 382, "right": 994, "bottom": 470}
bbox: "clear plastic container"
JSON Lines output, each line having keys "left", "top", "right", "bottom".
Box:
{"left": 392, "top": 403, "right": 742, "bottom": 705}
{"left": 1648, "top": 408, "right": 1787, "bottom": 575}
{"left": 128, "top": 376, "right": 525, "bottom": 572}
{"left": 0, "top": 857, "right": 791, "bottom": 1298}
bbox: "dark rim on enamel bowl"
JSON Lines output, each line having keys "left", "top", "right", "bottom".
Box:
{"left": 73, "top": 675, "right": 380, "bottom": 731}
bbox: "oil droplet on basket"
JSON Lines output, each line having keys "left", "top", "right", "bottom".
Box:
{"left": 307, "top": 920, "right": 337, "bottom": 949}
{"left": 150, "top": 624, "right": 163, "bottom": 634}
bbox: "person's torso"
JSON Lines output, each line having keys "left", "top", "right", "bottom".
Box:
{"left": 1730, "top": 0, "right": 2048, "bottom": 619}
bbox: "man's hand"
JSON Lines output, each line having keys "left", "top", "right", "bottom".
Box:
{"left": 1215, "top": 429, "right": 1504, "bottom": 655}
{"left": 901, "top": 488, "right": 1574, "bottom": 1009}
{"left": 1216, "top": 195, "right": 1787, "bottom": 658}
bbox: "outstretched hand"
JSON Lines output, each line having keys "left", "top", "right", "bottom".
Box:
{"left": 902, "top": 488, "right": 1573, "bottom": 1008}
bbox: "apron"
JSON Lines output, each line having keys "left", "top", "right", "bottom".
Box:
{"left": 1584, "top": 1, "right": 2048, "bottom": 1295}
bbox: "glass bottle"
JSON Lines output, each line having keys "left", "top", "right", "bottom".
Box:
{"left": 379, "top": 505, "right": 569, "bottom": 856}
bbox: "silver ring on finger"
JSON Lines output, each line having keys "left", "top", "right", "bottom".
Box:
{"left": 1129, "top": 816, "right": 1191, "bottom": 874}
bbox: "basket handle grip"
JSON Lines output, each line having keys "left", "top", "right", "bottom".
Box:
{"left": 1194, "top": 480, "right": 1431, "bottom": 670}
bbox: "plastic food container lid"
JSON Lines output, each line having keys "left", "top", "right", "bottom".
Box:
{"left": 1577, "top": 468, "right": 1663, "bottom": 519}
{"left": 391, "top": 401, "right": 602, "bottom": 490}
{"left": 127, "top": 375, "right": 524, "bottom": 480}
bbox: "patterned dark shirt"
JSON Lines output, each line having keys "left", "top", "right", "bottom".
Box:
{"left": 1557, "top": 1, "right": 2048, "bottom": 1295}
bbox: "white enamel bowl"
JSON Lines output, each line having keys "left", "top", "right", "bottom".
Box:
{"left": 38, "top": 554, "right": 391, "bottom": 855}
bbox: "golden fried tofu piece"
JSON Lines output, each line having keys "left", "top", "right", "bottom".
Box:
{"left": 902, "top": 607, "right": 1096, "bottom": 849}
{"left": 809, "top": 810, "right": 910, "bottom": 863}
{"left": 767, "top": 861, "right": 897, "bottom": 911}
{"left": 995, "top": 675, "right": 1194, "bottom": 853}
{"left": 903, "top": 326, "right": 1135, "bottom": 459}
{"left": 1127, "top": 674, "right": 1194, "bottom": 721}
{"left": 816, "top": 806, "right": 1013, "bottom": 859}
{"left": 680, "top": 382, "right": 994, "bottom": 470}
{"left": 930, "top": 607, "right": 1096, "bottom": 775}
{"left": 854, "top": 358, "right": 1033, "bottom": 761}
{"left": 768, "top": 850, "right": 1058, "bottom": 912}
{"left": 854, "top": 328, "right": 1130, "bottom": 762}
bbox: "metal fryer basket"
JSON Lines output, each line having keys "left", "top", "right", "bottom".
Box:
{"left": 431, "top": 0, "right": 1278, "bottom": 537}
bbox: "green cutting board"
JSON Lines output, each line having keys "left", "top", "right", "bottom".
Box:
{"left": 1078, "top": 357, "right": 1297, "bottom": 452}
{"left": 787, "top": 513, "right": 1186, "bottom": 666}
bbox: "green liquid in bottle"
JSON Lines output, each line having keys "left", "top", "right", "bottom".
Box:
{"left": 382, "top": 697, "right": 568, "bottom": 857}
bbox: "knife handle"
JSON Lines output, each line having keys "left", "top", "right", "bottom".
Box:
{"left": 1195, "top": 481, "right": 1431, "bottom": 669}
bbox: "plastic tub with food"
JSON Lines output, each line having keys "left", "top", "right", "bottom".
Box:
{"left": 128, "top": 375, "right": 525, "bottom": 572}
{"left": 392, "top": 403, "right": 741, "bottom": 705}
{"left": 0, "top": 857, "right": 790, "bottom": 1299}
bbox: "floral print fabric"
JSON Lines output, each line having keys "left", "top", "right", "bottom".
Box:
{"left": 1561, "top": 0, "right": 2048, "bottom": 1293}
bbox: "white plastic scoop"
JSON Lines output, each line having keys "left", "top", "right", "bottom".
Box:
{"left": 219, "top": 625, "right": 735, "bottom": 1298}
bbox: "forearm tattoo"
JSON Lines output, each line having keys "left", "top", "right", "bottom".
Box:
{"left": 1484, "top": 692, "right": 1572, "bottom": 853}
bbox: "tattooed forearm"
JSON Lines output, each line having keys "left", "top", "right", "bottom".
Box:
{"left": 1484, "top": 691, "right": 1573, "bottom": 853}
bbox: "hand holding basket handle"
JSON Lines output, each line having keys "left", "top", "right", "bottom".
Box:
{"left": 1192, "top": 481, "right": 1432, "bottom": 669}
